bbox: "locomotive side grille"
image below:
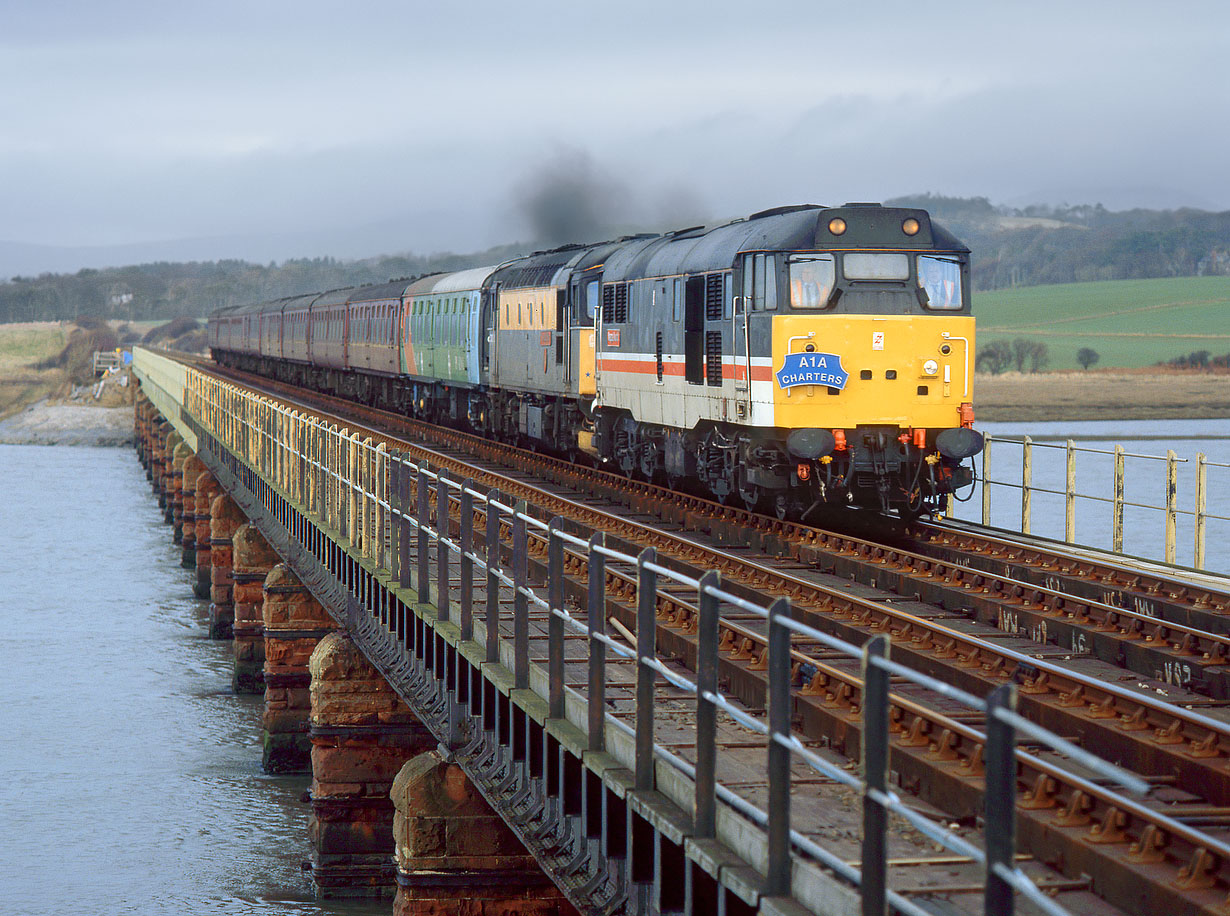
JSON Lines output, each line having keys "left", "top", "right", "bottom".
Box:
{"left": 704, "top": 273, "right": 724, "bottom": 321}
{"left": 655, "top": 332, "right": 663, "bottom": 381}
{"left": 602, "top": 285, "right": 615, "bottom": 323}
{"left": 602, "top": 283, "right": 629, "bottom": 323}
{"left": 705, "top": 331, "right": 722, "bottom": 386}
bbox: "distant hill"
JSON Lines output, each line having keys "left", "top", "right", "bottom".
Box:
{"left": 3, "top": 195, "right": 1229, "bottom": 323}
{"left": 885, "top": 194, "right": 1230, "bottom": 291}
{"left": 0, "top": 244, "right": 525, "bottom": 324}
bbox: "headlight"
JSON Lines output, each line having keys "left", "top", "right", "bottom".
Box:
{"left": 828, "top": 218, "right": 847, "bottom": 236}
{"left": 923, "top": 359, "right": 938, "bottom": 376}
{"left": 902, "top": 218, "right": 920, "bottom": 236}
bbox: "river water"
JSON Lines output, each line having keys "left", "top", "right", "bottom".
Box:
{"left": 953, "top": 417, "right": 1230, "bottom": 576}
{"left": 0, "top": 444, "right": 387, "bottom": 916}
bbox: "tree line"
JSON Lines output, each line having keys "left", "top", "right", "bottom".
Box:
{"left": 2, "top": 196, "right": 1228, "bottom": 323}
{"left": 886, "top": 194, "right": 1230, "bottom": 291}
{"left": 0, "top": 245, "right": 523, "bottom": 324}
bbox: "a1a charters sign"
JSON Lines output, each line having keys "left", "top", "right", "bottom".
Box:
{"left": 774, "top": 352, "right": 849, "bottom": 390}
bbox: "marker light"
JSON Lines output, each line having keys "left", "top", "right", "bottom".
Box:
{"left": 902, "top": 218, "right": 920, "bottom": 236}
{"left": 828, "top": 218, "right": 847, "bottom": 236}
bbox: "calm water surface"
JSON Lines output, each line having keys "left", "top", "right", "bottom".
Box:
{"left": 954, "top": 418, "right": 1230, "bottom": 575}
{"left": 0, "top": 445, "right": 387, "bottom": 916}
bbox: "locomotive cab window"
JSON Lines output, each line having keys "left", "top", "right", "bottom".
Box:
{"left": 917, "top": 256, "right": 963, "bottom": 310}
{"left": 843, "top": 253, "right": 910, "bottom": 281}
{"left": 788, "top": 254, "right": 836, "bottom": 308}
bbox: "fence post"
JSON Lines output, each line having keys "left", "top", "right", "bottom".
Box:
{"left": 1112, "top": 445, "right": 1125, "bottom": 554}
{"left": 417, "top": 464, "right": 430, "bottom": 604}
{"left": 635, "top": 547, "right": 657, "bottom": 792}
{"left": 548, "top": 519, "right": 565, "bottom": 720}
{"left": 766, "top": 596, "right": 792, "bottom": 899}
{"left": 486, "top": 490, "right": 502, "bottom": 664}
{"left": 437, "top": 471, "right": 450, "bottom": 622}
{"left": 1020, "top": 436, "right": 1032, "bottom": 535}
{"left": 1166, "top": 449, "right": 1178, "bottom": 565}
{"left": 981, "top": 433, "right": 993, "bottom": 527}
{"left": 861, "top": 635, "right": 890, "bottom": 916}
{"left": 513, "top": 500, "right": 529, "bottom": 690}
{"left": 1195, "top": 453, "right": 1207, "bottom": 570}
{"left": 694, "top": 570, "right": 720, "bottom": 839}
{"left": 1064, "top": 439, "right": 1076, "bottom": 544}
{"left": 459, "top": 478, "right": 474, "bottom": 640}
{"left": 984, "top": 684, "right": 1018, "bottom": 916}
{"left": 588, "top": 533, "right": 607, "bottom": 753}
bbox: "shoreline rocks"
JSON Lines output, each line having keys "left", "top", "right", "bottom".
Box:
{"left": 0, "top": 400, "right": 134, "bottom": 447}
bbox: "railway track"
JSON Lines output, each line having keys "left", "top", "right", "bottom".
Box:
{"left": 184, "top": 353, "right": 1230, "bottom": 915}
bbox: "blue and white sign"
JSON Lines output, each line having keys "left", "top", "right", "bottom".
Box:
{"left": 775, "top": 352, "right": 849, "bottom": 390}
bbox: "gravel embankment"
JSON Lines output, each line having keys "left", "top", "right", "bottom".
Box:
{"left": 0, "top": 400, "right": 133, "bottom": 446}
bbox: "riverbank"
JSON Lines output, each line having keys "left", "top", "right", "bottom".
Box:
{"left": 0, "top": 399, "right": 134, "bottom": 446}
{"left": 974, "top": 371, "right": 1230, "bottom": 422}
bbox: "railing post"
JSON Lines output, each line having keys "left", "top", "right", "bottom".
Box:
{"left": 513, "top": 500, "right": 529, "bottom": 690}
{"left": 1166, "top": 449, "right": 1178, "bottom": 564}
{"left": 398, "top": 458, "right": 412, "bottom": 589}
{"left": 437, "top": 470, "right": 450, "bottom": 622}
{"left": 1112, "top": 445, "right": 1125, "bottom": 554}
{"left": 635, "top": 547, "right": 657, "bottom": 792}
{"left": 860, "top": 634, "right": 890, "bottom": 916}
{"left": 548, "top": 519, "right": 564, "bottom": 720}
{"left": 694, "top": 570, "right": 720, "bottom": 839}
{"left": 587, "top": 533, "right": 607, "bottom": 753}
{"left": 460, "top": 478, "right": 474, "bottom": 640}
{"left": 1020, "top": 436, "right": 1032, "bottom": 535}
{"left": 417, "top": 464, "right": 430, "bottom": 604}
{"left": 486, "top": 489, "right": 501, "bottom": 664}
{"left": 1195, "top": 453, "right": 1207, "bottom": 570}
{"left": 981, "top": 433, "right": 993, "bottom": 527}
{"left": 1064, "top": 439, "right": 1076, "bottom": 544}
{"left": 766, "top": 596, "right": 792, "bottom": 899}
{"left": 984, "top": 684, "right": 1018, "bottom": 916}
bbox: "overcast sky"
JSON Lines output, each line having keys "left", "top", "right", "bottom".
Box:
{"left": 2, "top": 0, "right": 1227, "bottom": 274}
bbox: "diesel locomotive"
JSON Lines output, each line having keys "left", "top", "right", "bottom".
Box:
{"left": 208, "top": 203, "right": 983, "bottom": 517}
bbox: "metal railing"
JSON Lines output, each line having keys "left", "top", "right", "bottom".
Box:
{"left": 181, "top": 367, "right": 1220, "bottom": 916}
{"left": 961, "top": 433, "right": 1230, "bottom": 570}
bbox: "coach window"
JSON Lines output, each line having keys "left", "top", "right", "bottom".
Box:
{"left": 789, "top": 254, "right": 836, "bottom": 308}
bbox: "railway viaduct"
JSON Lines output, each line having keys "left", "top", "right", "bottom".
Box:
{"left": 130, "top": 346, "right": 1230, "bottom": 916}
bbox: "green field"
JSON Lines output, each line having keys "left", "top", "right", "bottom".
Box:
{"left": 974, "top": 276, "right": 1230, "bottom": 370}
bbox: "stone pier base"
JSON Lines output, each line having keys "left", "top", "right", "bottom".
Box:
{"left": 232, "top": 523, "right": 278, "bottom": 694}
{"left": 391, "top": 751, "right": 575, "bottom": 916}
{"left": 262, "top": 564, "right": 337, "bottom": 773}
{"left": 180, "top": 454, "right": 206, "bottom": 568}
{"left": 193, "top": 470, "right": 221, "bottom": 598}
{"left": 208, "top": 492, "right": 245, "bottom": 640}
{"left": 309, "top": 633, "right": 434, "bottom": 897}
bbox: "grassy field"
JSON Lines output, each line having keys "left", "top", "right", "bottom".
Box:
{"left": 0, "top": 322, "right": 70, "bottom": 417}
{"left": 975, "top": 276, "right": 1230, "bottom": 370}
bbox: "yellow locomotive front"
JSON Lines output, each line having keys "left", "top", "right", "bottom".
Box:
{"left": 757, "top": 204, "right": 981, "bottom": 516}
